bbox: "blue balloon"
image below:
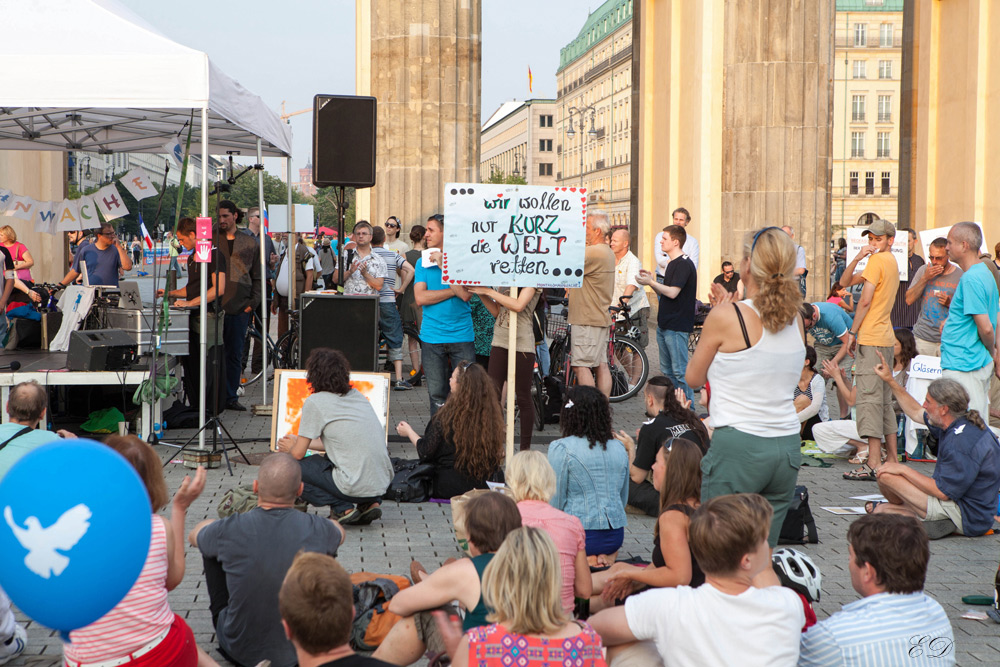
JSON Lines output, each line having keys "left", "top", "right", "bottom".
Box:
{"left": 0, "top": 440, "right": 151, "bottom": 633}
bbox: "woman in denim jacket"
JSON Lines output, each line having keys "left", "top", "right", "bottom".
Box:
{"left": 547, "top": 386, "right": 629, "bottom": 567}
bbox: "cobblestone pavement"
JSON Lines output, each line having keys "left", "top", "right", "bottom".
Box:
{"left": 8, "top": 332, "right": 1000, "bottom": 665}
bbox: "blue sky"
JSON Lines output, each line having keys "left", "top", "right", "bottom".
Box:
{"left": 124, "top": 0, "right": 588, "bottom": 177}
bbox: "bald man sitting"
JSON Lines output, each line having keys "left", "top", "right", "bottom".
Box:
{"left": 190, "top": 453, "right": 346, "bottom": 667}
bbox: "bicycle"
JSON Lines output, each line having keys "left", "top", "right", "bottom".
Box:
{"left": 607, "top": 296, "right": 650, "bottom": 402}
{"left": 240, "top": 308, "right": 299, "bottom": 390}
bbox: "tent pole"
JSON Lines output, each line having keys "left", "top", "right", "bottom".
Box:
{"left": 286, "top": 157, "right": 295, "bottom": 339}
{"left": 257, "top": 138, "right": 268, "bottom": 406}
{"left": 199, "top": 107, "right": 208, "bottom": 450}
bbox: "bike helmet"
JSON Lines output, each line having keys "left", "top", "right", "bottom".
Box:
{"left": 772, "top": 548, "right": 822, "bottom": 603}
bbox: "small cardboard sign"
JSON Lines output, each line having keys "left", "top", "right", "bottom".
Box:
{"left": 194, "top": 239, "right": 212, "bottom": 263}
{"left": 196, "top": 217, "right": 212, "bottom": 240}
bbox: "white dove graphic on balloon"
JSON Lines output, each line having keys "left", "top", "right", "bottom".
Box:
{"left": 4, "top": 504, "right": 92, "bottom": 579}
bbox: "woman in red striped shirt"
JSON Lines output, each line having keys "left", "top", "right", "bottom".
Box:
{"left": 63, "top": 436, "right": 216, "bottom": 667}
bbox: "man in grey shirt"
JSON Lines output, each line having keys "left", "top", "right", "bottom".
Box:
{"left": 906, "top": 236, "right": 963, "bottom": 357}
{"left": 190, "top": 453, "right": 344, "bottom": 667}
{"left": 276, "top": 348, "right": 393, "bottom": 525}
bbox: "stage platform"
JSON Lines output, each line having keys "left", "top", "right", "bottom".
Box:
{"left": 0, "top": 349, "right": 177, "bottom": 438}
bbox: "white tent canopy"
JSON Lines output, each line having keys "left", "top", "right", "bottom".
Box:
{"left": 0, "top": 0, "right": 292, "bottom": 451}
{"left": 0, "top": 0, "right": 291, "bottom": 157}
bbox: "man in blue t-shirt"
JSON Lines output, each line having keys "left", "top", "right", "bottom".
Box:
{"left": 414, "top": 214, "right": 474, "bottom": 415}
{"left": 639, "top": 224, "right": 697, "bottom": 403}
{"left": 872, "top": 359, "right": 1000, "bottom": 539}
{"left": 58, "top": 223, "right": 132, "bottom": 288}
{"left": 940, "top": 222, "right": 999, "bottom": 418}
{"left": 802, "top": 301, "right": 854, "bottom": 419}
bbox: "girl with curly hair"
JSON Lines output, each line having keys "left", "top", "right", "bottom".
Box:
{"left": 547, "top": 385, "right": 629, "bottom": 566}
{"left": 397, "top": 362, "right": 504, "bottom": 498}
{"left": 686, "top": 226, "right": 806, "bottom": 547}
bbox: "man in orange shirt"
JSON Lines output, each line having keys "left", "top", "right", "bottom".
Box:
{"left": 842, "top": 220, "right": 900, "bottom": 480}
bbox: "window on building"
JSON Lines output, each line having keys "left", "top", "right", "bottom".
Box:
{"left": 853, "top": 60, "right": 866, "bottom": 79}
{"left": 849, "top": 171, "right": 859, "bottom": 195}
{"left": 879, "top": 60, "right": 892, "bottom": 79}
{"left": 877, "top": 132, "right": 891, "bottom": 158}
{"left": 854, "top": 23, "right": 867, "bottom": 47}
{"left": 865, "top": 171, "right": 875, "bottom": 195}
{"left": 539, "top": 163, "right": 553, "bottom": 177}
{"left": 539, "top": 139, "right": 552, "bottom": 152}
{"left": 878, "top": 95, "right": 892, "bottom": 122}
{"left": 540, "top": 115, "right": 553, "bottom": 128}
{"left": 880, "top": 23, "right": 893, "bottom": 47}
{"left": 852, "top": 95, "right": 866, "bottom": 122}
{"left": 881, "top": 172, "right": 891, "bottom": 195}
{"left": 851, "top": 132, "right": 865, "bottom": 158}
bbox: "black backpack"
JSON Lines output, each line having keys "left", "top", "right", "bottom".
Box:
{"left": 778, "top": 485, "right": 819, "bottom": 545}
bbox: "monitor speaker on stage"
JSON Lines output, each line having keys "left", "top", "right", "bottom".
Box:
{"left": 312, "top": 95, "right": 377, "bottom": 189}
{"left": 299, "top": 294, "right": 380, "bottom": 372}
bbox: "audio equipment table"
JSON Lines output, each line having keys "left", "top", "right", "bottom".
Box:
{"left": 0, "top": 350, "right": 176, "bottom": 439}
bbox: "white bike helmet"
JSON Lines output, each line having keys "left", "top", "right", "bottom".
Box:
{"left": 772, "top": 548, "right": 822, "bottom": 602}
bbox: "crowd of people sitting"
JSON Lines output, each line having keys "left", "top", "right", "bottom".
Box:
{"left": 5, "top": 209, "right": 998, "bottom": 667}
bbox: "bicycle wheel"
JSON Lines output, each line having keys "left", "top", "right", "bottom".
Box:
{"left": 532, "top": 371, "right": 546, "bottom": 432}
{"left": 688, "top": 326, "right": 702, "bottom": 354}
{"left": 240, "top": 326, "right": 274, "bottom": 387}
{"left": 608, "top": 336, "right": 649, "bottom": 403}
{"left": 275, "top": 330, "right": 299, "bottom": 369}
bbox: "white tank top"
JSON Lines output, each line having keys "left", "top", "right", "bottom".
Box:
{"left": 706, "top": 299, "right": 805, "bottom": 437}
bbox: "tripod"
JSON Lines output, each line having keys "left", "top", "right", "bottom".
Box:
{"left": 162, "top": 240, "right": 248, "bottom": 474}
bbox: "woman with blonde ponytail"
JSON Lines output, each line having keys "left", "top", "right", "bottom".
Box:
{"left": 685, "top": 226, "right": 805, "bottom": 546}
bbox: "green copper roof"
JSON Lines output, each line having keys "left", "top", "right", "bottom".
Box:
{"left": 836, "top": 0, "right": 904, "bottom": 11}
{"left": 558, "top": 0, "right": 633, "bottom": 73}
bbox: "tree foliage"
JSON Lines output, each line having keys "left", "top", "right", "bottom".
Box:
{"left": 484, "top": 170, "right": 527, "bottom": 185}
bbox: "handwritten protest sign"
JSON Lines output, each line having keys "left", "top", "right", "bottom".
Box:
{"left": 918, "top": 222, "right": 985, "bottom": 260}
{"left": 442, "top": 183, "right": 588, "bottom": 288}
{"left": 846, "top": 227, "right": 908, "bottom": 281}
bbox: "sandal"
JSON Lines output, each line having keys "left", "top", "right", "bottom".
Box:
{"left": 843, "top": 465, "right": 877, "bottom": 481}
{"left": 848, "top": 449, "right": 870, "bottom": 466}
{"left": 354, "top": 502, "right": 382, "bottom": 525}
{"left": 864, "top": 500, "right": 885, "bottom": 514}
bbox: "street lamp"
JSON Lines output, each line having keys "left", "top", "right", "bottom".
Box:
{"left": 566, "top": 105, "right": 598, "bottom": 189}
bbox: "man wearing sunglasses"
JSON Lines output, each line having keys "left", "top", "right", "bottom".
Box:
{"left": 711, "top": 261, "right": 743, "bottom": 304}
{"left": 58, "top": 223, "right": 132, "bottom": 288}
{"left": 383, "top": 216, "right": 409, "bottom": 254}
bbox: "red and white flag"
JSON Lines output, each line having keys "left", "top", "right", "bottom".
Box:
{"left": 139, "top": 213, "right": 154, "bottom": 250}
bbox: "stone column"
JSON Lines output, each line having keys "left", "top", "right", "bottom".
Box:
{"left": 356, "top": 0, "right": 481, "bottom": 231}
{"left": 633, "top": 0, "right": 833, "bottom": 300}
{"left": 720, "top": 0, "right": 834, "bottom": 299}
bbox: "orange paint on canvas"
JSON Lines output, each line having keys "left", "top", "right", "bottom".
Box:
{"left": 284, "top": 378, "right": 312, "bottom": 435}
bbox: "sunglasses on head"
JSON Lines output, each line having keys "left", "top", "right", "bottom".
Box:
{"left": 751, "top": 226, "right": 782, "bottom": 253}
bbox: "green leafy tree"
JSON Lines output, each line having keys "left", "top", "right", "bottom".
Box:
{"left": 484, "top": 170, "right": 527, "bottom": 185}
{"left": 223, "top": 165, "right": 309, "bottom": 211}
{"left": 310, "top": 186, "right": 356, "bottom": 234}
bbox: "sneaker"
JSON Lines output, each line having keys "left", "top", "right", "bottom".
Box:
{"left": 0, "top": 624, "right": 26, "bottom": 665}
{"left": 393, "top": 380, "right": 413, "bottom": 392}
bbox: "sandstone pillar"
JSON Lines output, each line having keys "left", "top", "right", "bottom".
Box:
{"left": 634, "top": 0, "right": 833, "bottom": 300}
{"left": 0, "top": 151, "right": 67, "bottom": 281}
{"left": 355, "top": 0, "right": 481, "bottom": 231}
{"left": 900, "top": 0, "right": 1000, "bottom": 238}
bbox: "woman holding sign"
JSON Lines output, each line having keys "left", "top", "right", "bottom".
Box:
{"left": 468, "top": 285, "right": 540, "bottom": 451}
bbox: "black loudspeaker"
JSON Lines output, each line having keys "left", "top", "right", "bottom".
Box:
{"left": 299, "top": 294, "right": 380, "bottom": 372}
{"left": 67, "top": 329, "right": 138, "bottom": 371}
{"left": 312, "top": 95, "right": 377, "bottom": 188}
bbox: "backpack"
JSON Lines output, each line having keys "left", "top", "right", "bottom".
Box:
{"left": 384, "top": 457, "right": 436, "bottom": 503}
{"left": 217, "top": 483, "right": 309, "bottom": 517}
{"left": 350, "top": 572, "right": 412, "bottom": 651}
{"left": 778, "top": 485, "right": 819, "bottom": 545}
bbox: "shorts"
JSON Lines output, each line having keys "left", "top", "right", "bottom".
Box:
{"left": 855, "top": 345, "right": 896, "bottom": 439}
{"left": 925, "top": 496, "right": 964, "bottom": 534}
{"left": 571, "top": 324, "right": 609, "bottom": 367}
{"left": 413, "top": 606, "right": 456, "bottom": 656}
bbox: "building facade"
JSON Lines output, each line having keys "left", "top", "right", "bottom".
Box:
{"left": 556, "top": 0, "right": 633, "bottom": 228}
{"left": 479, "top": 99, "right": 557, "bottom": 185}
{"left": 295, "top": 162, "right": 317, "bottom": 196}
{"left": 68, "top": 151, "right": 220, "bottom": 194}
{"left": 832, "top": 0, "right": 903, "bottom": 238}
